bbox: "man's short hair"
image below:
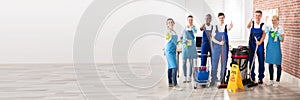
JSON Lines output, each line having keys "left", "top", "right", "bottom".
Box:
{"left": 218, "top": 12, "right": 225, "bottom": 17}
{"left": 255, "top": 10, "right": 262, "bottom": 14}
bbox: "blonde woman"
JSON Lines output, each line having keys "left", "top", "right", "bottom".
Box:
{"left": 265, "top": 15, "right": 285, "bottom": 87}
{"left": 164, "top": 18, "right": 181, "bottom": 90}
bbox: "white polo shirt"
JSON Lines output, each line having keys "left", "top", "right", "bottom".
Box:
{"left": 252, "top": 20, "right": 266, "bottom": 31}
{"left": 268, "top": 26, "right": 284, "bottom": 34}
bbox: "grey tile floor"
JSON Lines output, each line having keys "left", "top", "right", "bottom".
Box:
{"left": 0, "top": 63, "right": 299, "bottom": 100}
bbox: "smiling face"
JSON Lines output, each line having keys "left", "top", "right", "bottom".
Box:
{"left": 205, "top": 15, "right": 212, "bottom": 24}
{"left": 188, "top": 17, "right": 193, "bottom": 26}
{"left": 255, "top": 12, "right": 262, "bottom": 22}
{"left": 272, "top": 16, "right": 279, "bottom": 26}
{"left": 218, "top": 15, "right": 225, "bottom": 24}
{"left": 167, "top": 19, "right": 174, "bottom": 29}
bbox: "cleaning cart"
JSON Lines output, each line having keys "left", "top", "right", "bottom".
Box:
{"left": 193, "top": 54, "right": 211, "bottom": 89}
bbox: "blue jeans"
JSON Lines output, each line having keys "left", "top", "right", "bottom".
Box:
{"left": 168, "top": 68, "right": 178, "bottom": 86}
{"left": 182, "top": 58, "right": 195, "bottom": 77}
{"left": 269, "top": 64, "right": 281, "bottom": 82}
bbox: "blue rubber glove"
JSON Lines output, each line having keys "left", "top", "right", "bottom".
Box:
{"left": 276, "top": 33, "right": 282, "bottom": 41}
{"left": 192, "top": 27, "right": 197, "bottom": 33}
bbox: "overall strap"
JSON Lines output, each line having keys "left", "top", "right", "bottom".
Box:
{"left": 224, "top": 25, "right": 228, "bottom": 33}
{"left": 252, "top": 21, "right": 255, "bottom": 28}
{"left": 260, "top": 23, "right": 264, "bottom": 29}
{"left": 215, "top": 25, "right": 219, "bottom": 33}
{"left": 252, "top": 21, "right": 264, "bottom": 29}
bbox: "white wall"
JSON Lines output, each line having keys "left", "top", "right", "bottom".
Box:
{"left": 0, "top": 0, "right": 93, "bottom": 63}
{"left": 0, "top": 0, "right": 253, "bottom": 64}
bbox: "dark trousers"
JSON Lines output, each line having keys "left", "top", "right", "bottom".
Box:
{"left": 168, "top": 68, "right": 178, "bottom": 86}
{"left": 249, "top": 44, "right": 265, "bottom": 80}
{"left": 269, "top": 64, "right": 282, "bottom": 82}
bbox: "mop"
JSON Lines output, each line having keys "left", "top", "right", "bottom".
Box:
{"left": 246, "top": 37, "right": 259, "bottom": 88}
{"left": 218, "top": 35, "right": 228, "bottom": 88}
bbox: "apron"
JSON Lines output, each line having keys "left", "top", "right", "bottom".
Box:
{"left": 266, "top": 27, "right": 282, "bottom": 65}
{"left": 182, "top": 27, "right": 197, "bottom": 59}
{"left": 164, "top": 30, "right": 178, "bottom": 69}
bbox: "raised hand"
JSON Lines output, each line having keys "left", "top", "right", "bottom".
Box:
{"left": 229, "top": 20, "right": 233, "bottom": 31}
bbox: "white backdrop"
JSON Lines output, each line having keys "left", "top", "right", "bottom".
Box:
{"left": 0, "top": 0, "right": 93, "bottom": 63}
{"left": 0, "top": 0, "right": 253, "bottom": 64}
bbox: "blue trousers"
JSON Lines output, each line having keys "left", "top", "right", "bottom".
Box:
{"left": 168, "top": 68, "right": 178, "bottom": 86}
{"left": 249, "top": 44, "right": 265, "bottom": 80}
{"left": 201, "top": 41, "right": 211, "bottom": 66}
{"left": 182, "top": 58, "right": 194, "bottom": 77}
{"left": 211, "top": 44, "right": 228, "bottom": 82}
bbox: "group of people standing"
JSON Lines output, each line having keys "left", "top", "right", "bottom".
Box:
{"left": 163, "top": 10, "right": 285, "bottom": 90}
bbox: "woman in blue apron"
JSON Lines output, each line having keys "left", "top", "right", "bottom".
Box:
{"left": 182, "top": 15, "right": 197, "bottom": 83}
{"left": 247, "top": 10, "right": 266, "bottom": 84}
{"left": 265, "top": 15, "right": 285, "bottom": 87}
{"left": 200, "top": 14, "right": 213, "bottom": 67}
{"left": 164, "top": 18, "right": 180, "bottom": 89}
{"left": 211, "top": 13, "right": 232, "bottom": 86}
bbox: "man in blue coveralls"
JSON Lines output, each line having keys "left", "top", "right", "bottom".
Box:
{"left": 247, "top": 10, "right": 266, "bottom": 85}
{"left": 200, "top": 14, "right": 213, "bottom": 68}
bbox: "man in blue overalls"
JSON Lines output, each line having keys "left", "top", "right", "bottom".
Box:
{"left": 182, "top": 15, "right": 197, "bottom": 83}
{"left": 247, "top": 10, "right": 266, "bottom": 84}
{"left": 211, "top": 13, "right": 233, "bottom": 86}
{"left": 200, "top": 14, "right": 213, "bottom": 68}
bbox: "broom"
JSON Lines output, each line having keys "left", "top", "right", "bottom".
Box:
{"left": 218, "top": 35, "right": 228, "bottom": 88}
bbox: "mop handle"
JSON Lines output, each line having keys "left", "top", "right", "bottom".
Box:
{"left": 249, "top": 37, "right": 259, "bottom": 81}
{"left": 220, "top": 35, "right": 225, "bottom": 82}
{"left": 221, "top": 36, "right": 224, "bottom": 61}
{"left": 207, "top": 31, "right": 214, "bottom": 53}
{"left": 177, "top": 52, "right": 180, "bottom": 78}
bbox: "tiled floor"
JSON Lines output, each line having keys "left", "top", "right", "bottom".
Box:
{"left": 0, "top": 63, "right": 299, "bottom": 100}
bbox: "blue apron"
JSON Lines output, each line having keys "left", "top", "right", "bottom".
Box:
{"left": 211, "top": 25, "right": 229, "bottom": 82}
{"left": 201, "top": 26, "right": 213, "bottom": 66}
{"left": 165, "top": 31, "right": 178, "bottom": 69}
{"left": 266, "top": 28, "right": 282, "bottom": 65}
{"left": 182, "top": 27, "right": 197, "bottom": 59}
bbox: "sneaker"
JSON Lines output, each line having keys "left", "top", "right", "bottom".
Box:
{"left": 273, "top": 82, "right": 280, "bottom": 87}
{"left": 210, "top": 82, "right": 216, "bottom": 87}
{"left": 183, "top": 77, "right": 187, "bottom": 83}
{"left": 216, "top": 82, "right": 221, "bottom": 86}
{"left": 173, "top": 85, "right": 183, "bottom": 91}
{"left": 251, "top": 77, "right": 256, "bottom": 82}
{"left": 169, "top": 83, "right": 173, "bottom": 87}
{"left": 258, "top": 79, "right": 263, "bottom": 84}
{"left": 187, "top": 76, "right": 192, "bottom": 83}
{"left": 266, "top": 80, "right": 274, "bottom": 86}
